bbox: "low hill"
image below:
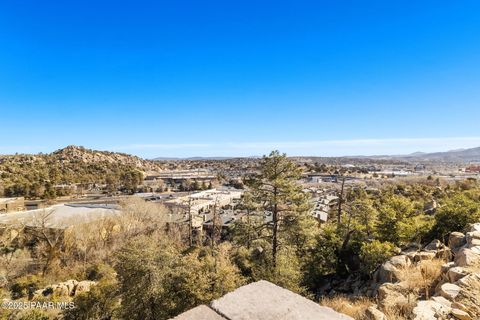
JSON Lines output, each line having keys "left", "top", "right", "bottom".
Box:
{"left": 52, "top": 145, "right": 159, "bottom": 170}
{"left": 344, "top": 146, "right": 480, "bottom": 163}
{"left": 0, "top": 146, "right": 162, "bottom": 199}
{"left": 396, "top": 146, "right": 480, "bottom": 163}
{"left": 404, "top": 147, "right": 480, "bottom": 162}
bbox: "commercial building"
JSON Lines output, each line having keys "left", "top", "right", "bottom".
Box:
{"left": 465, "top": 165, "right": 480, "bottom": 173}
{"left": 164, "top": 188, "right": 243, "bottom": 228}
{"left": 145, "top": 170, "right": 217, "bottom": 190}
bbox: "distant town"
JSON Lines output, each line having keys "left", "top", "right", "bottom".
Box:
{"left": 1, "top": 145, "right": 479, "bottom": 236}
{"left": 1, "top": 145, "right": 480, "bottom": 319}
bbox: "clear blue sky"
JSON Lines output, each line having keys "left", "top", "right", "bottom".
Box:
{"left": 1, "top": 1, "right": 480, "bottom": 158}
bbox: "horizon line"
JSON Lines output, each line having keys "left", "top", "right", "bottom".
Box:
{"left": 1, "top": 136, "right": 480, "bottom": 159}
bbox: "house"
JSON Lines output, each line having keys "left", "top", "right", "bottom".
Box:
{"left": 144, "top": 170, "right": 217, "bottom": 190}
{"left": 0, "top": 197, "right": 25, "bottom": 213}
{"left": 164, "top": 188, "right": 243, "bottom": 229}
{"left": 310, "top": 195, "right": 337, "bottom": 223}
{"left": 307, "top": 174, "right": 338, "bottom": 183}
{"left": 465, "top": 165, "right": 480, "bottom": 173}
{"left": 312, "top": 210, "right": 328, "bottom": 222}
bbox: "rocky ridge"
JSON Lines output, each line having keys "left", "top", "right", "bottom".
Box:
{"left": 33, "top": 279, "right": 96, "bottom": 298}
{"left": 366, "top": 223, "right": 480, "bottom": 320}
{"left": 51, "top": 145, "right": 159, "bottom": 171}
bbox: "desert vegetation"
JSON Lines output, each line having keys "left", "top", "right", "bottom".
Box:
{"left": 1, "top": 151, "right": 480, "bottom": 319}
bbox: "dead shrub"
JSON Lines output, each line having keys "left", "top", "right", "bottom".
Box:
{"left": 396, "top": 258, "right": 444, "bottom": 299}
{"left": 320, "top": 295, "right": 373, "bottom": 320}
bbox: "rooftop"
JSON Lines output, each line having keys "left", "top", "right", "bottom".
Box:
{"left": 0, "top": 204, "right": 120, "bottom": 229}
{"left": 0, "top": 197, "right": 24, "bottom": 204}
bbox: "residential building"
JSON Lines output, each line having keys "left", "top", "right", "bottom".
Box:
{"left": 0, "top": 197, "right": 25, "bottom": 213}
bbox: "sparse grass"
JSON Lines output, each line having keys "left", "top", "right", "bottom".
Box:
{"left": 396, "top": 258, "right": 445, "bottom": 299}
{"left": 319, "top": 259, "right": 446, "bottom": 320}
{"left": 382, "top": 308, "right": 412, "bottom": 320}
{"left": 372, "top": 258, "right": 446, "bottom": 319}
{"left": 321, "top": 293, "right": 417, "bottom": 320}
{"left": 381, "top": 295, "right": 418, "bottom": 320}
{"left": 320, "top": 295, "right": 373, "bottom": 320}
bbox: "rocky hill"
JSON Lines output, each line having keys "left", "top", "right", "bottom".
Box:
{"left": 0, "top": 146, "right": 162, "bottom": 198}
{"left": 0, "top": 145, "right": 161, "bottom": 172}
{"left": 51, "top": 145, "right": 160, "bottom": 171}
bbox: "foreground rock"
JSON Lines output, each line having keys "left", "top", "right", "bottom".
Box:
{"left": 469, "top": 223, "right": 480, "bottom": 232}
{"left": 455, "top": 273, "right": 480, "bottom": 318}
{"left": 447, "top": 267, "right": 468, "bottom": 282}
{"left": 455, "top": 247, "right": 480, "bottom": 267}
{"left": 449, "top": 232, "right": 466, "bottom": 252}
{"left": 430, "top": 296, "right": 451, "bottom": 307}
{"left": 173, "top": 280, "right": 354, "bottom": 320}
{"left": 365, "top": 306, "right": 387, "bottom": 320}
{"left": 414, "top": 251, "right": 437, "bottom": 262}
{"left": 377, "top": 282, "right": 413, "bottom": 311}
{"left": 172, "top": 305, "right": 226, "bottom": 320}
{"left": 424, "top": 239, "right": 443, "bottom": 251}
{"left": 451, "top": 308, "right": 472, "bottom": 320}
{"left": 438, "top": 283, "right": 461, "bottom": 300}
{"left": 412, "top": 300, "right": 450, "bottom": 320}
{"left": 375, "top": 261, "right": 401, "bottom": 283}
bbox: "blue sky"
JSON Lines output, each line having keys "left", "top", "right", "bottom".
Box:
{"left": 1, "top": 1, "right": 479, "bottom": 158}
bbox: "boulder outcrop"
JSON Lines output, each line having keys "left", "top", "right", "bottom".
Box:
{"left": 33, "top": 279, "right": 96, "bottom": 298}
{"left": 438, "top": 283, "right": 461, "bottom": 300}
{"left": 367, "top": 222, "right": 480, "bottom": 319}
{"left": 412, "top": 300, "right": 450, "bottom": 320}
{"left": 365, "top": 306, "right": 386, "bottom": 320}
{"left": 448, "top": 232, "right": 466, "bottom": 252}
{"left": 455, "top": 247, "right": 480, "bottom": 267}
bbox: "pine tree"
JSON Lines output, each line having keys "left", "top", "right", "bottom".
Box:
{"left": 244, "top": 151, "right": 312, "bottom": 268}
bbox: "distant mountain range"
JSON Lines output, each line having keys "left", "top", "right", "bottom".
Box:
{"left": 3, "top": 145, "right": 479, "bottom": 164}
{"left": 152, "top": 146, "right": 480, "bottom": 163}
{"left": 152, "top": 156, "right": 239, "bottom": 161}
{"left": 152, "top": 156, "right": 261, "bottom": 161}
{"left": 370, "top": 146, "right": 480, "bottom": 163}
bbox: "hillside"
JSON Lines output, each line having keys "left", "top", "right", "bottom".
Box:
{"left": 0, "top": 146, "right": 162, "bottom": 198}
{"left": 366, "top": 146, "right": 480, "bottom": 163}
{"left": 403, "top": 146, "right": 480, "bottom": 162}
{"left": 52, "top": 145, "right": 159, "bottom": 170}
{"left": 151, "top": 146, "right": 480, "bottom": 164}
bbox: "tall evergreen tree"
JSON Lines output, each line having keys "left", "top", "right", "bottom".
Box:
{"left": 244, "top": 151, "right": 312, "bottom": 268}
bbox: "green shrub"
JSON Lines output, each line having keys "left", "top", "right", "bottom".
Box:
{"left": 16, "top": 310, "right": 49, "bottom": 320}
{"left": 432, "top": 193, "right": 480, "bottom": 238}
{"left": 360, "top": 240, "right": 397, "bottom": 275}
{"left": 10, "top": 275, "right": 43, "bottom": 299}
